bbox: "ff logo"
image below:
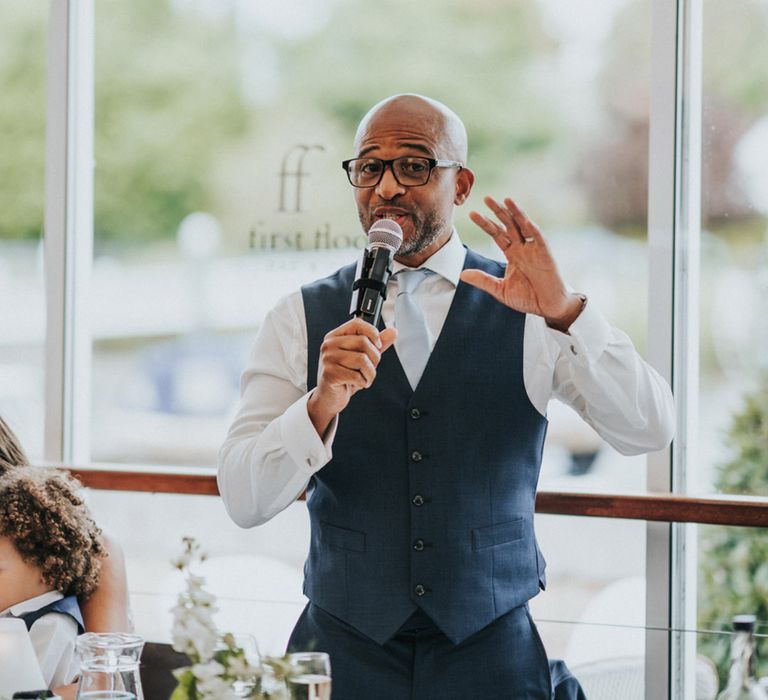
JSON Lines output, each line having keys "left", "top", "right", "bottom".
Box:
{"left": 278, "top": 144, "right": 325, "bottom": 213}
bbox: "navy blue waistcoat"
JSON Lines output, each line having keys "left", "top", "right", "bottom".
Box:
{"left": 301, "top": 248, "right": 548, "bottom": 645}
{"left": 18, "top": 594, "right": 85, "bottom": 634}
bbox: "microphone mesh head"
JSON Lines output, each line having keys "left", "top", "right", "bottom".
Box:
{"left": 367, "top": 219, "right": 403, "bottom": 253}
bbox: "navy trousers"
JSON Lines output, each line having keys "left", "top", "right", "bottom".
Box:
{"left": 287, "top": 603, "right": 554, "bottom": 699}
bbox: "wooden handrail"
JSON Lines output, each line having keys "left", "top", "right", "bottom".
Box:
{"left": 68, "top": 468, "right": 219, "bottom": 496}
{"left": 534, "top": 491, "right": 768, "bottom": 527}
{"left": 66, "top": 468, "right": 768, "bottom": 528}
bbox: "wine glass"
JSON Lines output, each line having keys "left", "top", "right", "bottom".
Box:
{"left": 286, "top": 652, "right": 331, "bottom": 700}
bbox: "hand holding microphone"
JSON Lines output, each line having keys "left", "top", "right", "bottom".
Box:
{"left": 307, "top": 220, "right": 402, "bottom": 437}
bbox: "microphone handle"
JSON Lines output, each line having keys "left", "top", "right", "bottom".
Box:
{"left": 352, "top": 245, "right": 395, "bottom": 326}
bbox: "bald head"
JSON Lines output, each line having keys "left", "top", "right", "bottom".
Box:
{"left": 348, "top": 93, "right": 475, "bottom": 266}
{"left": 354, "top": 94, "right": 468, "bottom": 163}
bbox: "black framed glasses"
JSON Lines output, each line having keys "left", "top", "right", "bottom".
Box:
{"left": 341, "top": 156, "right": 463, "bottom": 188}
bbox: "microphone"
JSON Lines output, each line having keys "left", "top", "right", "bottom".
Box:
{"left": 351, "top": 219, "right": 403, "bottom": 326}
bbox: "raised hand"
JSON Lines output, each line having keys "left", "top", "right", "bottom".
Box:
{"left": 460, "top": 196, "right": 584, "bottom": 331}
{"left": 307, "top": 317, "right": 397, "bottom": 436}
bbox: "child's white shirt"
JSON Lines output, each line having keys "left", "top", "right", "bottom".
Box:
{"left": 0, "top": 591, "right": 80, "bottom": 689}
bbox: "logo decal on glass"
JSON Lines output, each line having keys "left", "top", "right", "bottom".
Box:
{"left": 278, "top": 144, "right": 325, "bottom": 213}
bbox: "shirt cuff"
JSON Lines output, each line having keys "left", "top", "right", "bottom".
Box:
{"left": 280, "top": 390, "right": 337, "bottom": 475}
{"left": 548, "top": 299, "right": 612, "bottom": 367}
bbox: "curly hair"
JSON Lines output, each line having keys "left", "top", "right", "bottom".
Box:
{"left": 0, "top": 415, "right": 29, "bottom": 475}
{"left": 0, "top": 468, "right": 104, "bottom": 597}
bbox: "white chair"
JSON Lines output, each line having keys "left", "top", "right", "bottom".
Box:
{"left": 569, "top": 656, "right": 644, "bottom": 700}
{"left": 570, "top": 653, "right": 720, "bottom": 700}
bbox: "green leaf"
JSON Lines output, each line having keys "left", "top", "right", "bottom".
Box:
{"left": 169, "top": 668, "right": 197, "bottom": 700}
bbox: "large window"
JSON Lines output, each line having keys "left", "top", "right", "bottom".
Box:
{"left": 86, "top": 2, "right": 656, "bottom": 676}
{"left": 29, "top": 1, "right": 768, "bottom": 697}
{"left": 696, "top": 0, "right": 768, "bottom": 497}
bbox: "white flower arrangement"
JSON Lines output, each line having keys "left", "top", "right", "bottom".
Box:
{"left": 169, "top": 537, "right": 290, "bottom": 700}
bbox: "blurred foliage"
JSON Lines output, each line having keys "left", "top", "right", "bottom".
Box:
{"left": 0, "top": 0, "right": 561, "bottom": 246}
{"left": 0, "top": 0, "right": 250, "bottom": 243}
{"left": 0, "top": 2, "right": 47, "bottom": 241}
{"left": 276, "top": 0, "right": 559, "bottom": 183}
{"left": 93, "top": 0, "right": 250, "bottom": 242}
{"left": 207, "top": 0, "right": 563, "bottom": 251}
{"left": 698, "top": 379, "right": 768, "bottom": 688}
{"left": 579, "top": 0, "right": 768, "bottom": 232}
{"left": 704, "top": 1, "right": 768, "bottom": 115}
{"left": 2, "top": 0, "right": 767, "bottom": 244}
{"left": 4, "top": 0, "right": 766, "bottom": 244}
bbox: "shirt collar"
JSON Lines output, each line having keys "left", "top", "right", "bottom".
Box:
{"left": 392, "top": 229, "right": 466, "bottom": 287}
{"left": 1, "top": 590, "right": 63, "bottom": 618}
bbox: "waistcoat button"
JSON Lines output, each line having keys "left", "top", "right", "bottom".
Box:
{"left": 414, "top": 584, "right": 426, "bottom": 596}
{"left": 410, "top": 408, "right": 421, "bottom": 419}
{"left": 411, "top": 450, "right": 423, "bottom": 462}
{"left": 413, "top": 539, "right": 425, "bottom": 551}
{"left": 412, "top": 494, "right": 425, "bottom": 506}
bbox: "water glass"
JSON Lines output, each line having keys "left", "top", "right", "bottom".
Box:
{"left": 75, "top": 633, "right": 144, "bottom": 700}
{"left": 286, "top": 652, "right": 331, "bottom": 700}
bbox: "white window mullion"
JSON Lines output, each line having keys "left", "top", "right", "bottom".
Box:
{"left": 44, "top": 0, "right": 69, "bottom": 462}
{"left": 646, "top": 0, "right": 680, "bottom": 697}
{"left": 671, "top": 0, "right": 702, "bottom": 698}
{"left": 44, "top": 0, "right": 93, "bottom": 465}
{"left": 647, "top": 0, "right": 702, "bottom": 697}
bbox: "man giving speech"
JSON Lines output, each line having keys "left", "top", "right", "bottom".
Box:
{"left": 218, "top": 94, "right": 674, "bottom": 699}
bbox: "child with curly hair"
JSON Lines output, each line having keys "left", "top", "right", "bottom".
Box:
{"left": 0, "top": 417, "right": 129, "bottom": 614}
{"left": 0, "top": 466, "right": 105, "bottom": 689}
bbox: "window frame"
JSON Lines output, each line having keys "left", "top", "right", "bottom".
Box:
{"left": 45, "top": 0, "right": 93, "bottom": 465}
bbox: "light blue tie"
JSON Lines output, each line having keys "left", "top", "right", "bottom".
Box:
{"left": 394, "top": 268, "right": 433, "bottom": 389}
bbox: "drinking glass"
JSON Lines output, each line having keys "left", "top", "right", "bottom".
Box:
{"left": 286, "top": 652, "right": 331, "bottom": 700}
{"left": 75, "top": 633, "right": 144, "bottom": 700}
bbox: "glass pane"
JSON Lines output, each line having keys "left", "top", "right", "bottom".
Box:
{"left": 521, "top": 0, "right": 654, "bottom": 493}
{"left": 86, "top": 489, "right": 309, "bottom": 653}
{"left": 0, "top": 2, "right": 48, "bottom": 460}
{"left": 537, "top": 620, "right": 647, "bottom": 699}
{"left": 691, "top": 0, "right": 768, "bottom": 695}
{"left": 697, "top": 0, "right": 768, "bottom": 496}
{"left": 698, "top": 524, "right": 768, "bottom": 692}
{"left": 531, "top": 514, "right": 646, "bottom": 687}
{"left": 92, "top": 0, "right": 654, "bottom": 481}
{"left": 696, "top": 2, "right": 768, "bottom": 692}
{"left": 87, "top": 493, "right": 649, "bottom": 690}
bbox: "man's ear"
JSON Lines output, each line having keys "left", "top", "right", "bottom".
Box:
{"left": 454, "top": 167, "right": 475, "bottom": 205}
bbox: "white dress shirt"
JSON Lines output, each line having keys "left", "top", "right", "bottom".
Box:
{"left": 1, "top": 591, "right": 80, "bottom": 689}
{"left": 218, "top": 232, "right": 674, "bottom": 528}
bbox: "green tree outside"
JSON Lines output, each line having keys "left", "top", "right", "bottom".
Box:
{"left": 0, "top": 1, "right": 251, "bottom": 245}
{"left": 698, "top": 381, "right": 768, "bottom": 687}
{"left": 0, "top": 0, "right": 562, "bottom": 248}
{"left": 0, "top": 2, "right": 47, "bottom": 241}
